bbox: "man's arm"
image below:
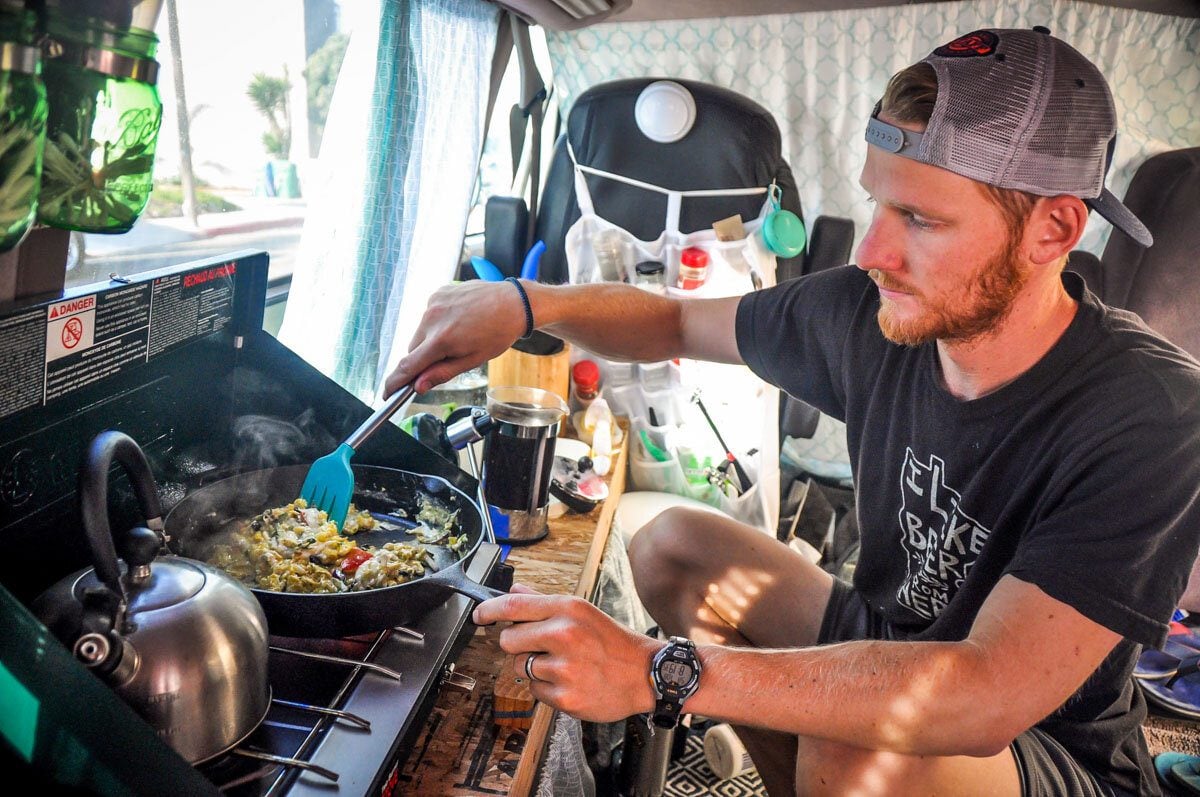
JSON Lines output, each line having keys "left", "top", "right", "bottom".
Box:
{"left": 534, "top": 282, "right": 743, "bottom": 364}
{"left": 384, "top": 279, "right": 743, "bottom": 396}
{"left": 688, "top": 575, "right": 1120, "bottom": 756}
{"left": 478, "top": 575, "right": 1120, "bottom": 758}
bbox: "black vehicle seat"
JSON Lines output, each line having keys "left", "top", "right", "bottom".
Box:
{"left": 535, "top": 77, "right": 805, "bottom": 284}
{"left": 485, "top": 77, "right": 855, "bottom": 284}
{"left": 485, "top": 78, "right": 856, "bottom": 546}
{"left": 1078, "top": 147, "right": 1200, "bottom": 610}
{"left": 1092, "top": 147, "right": 1200, "bottom": 359}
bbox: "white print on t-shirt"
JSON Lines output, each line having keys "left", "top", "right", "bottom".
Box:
{"left": 895, "top": 449, "right": 994, "bottom": 621}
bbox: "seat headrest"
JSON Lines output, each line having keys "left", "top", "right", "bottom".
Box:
{"left": 535, "top": 78, "right": 803, "bottom": 284}
{"left": 1100, "top": 147, "right": 1200, "bottom": 359}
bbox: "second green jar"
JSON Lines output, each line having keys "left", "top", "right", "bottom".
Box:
{"left": 38, "top": 8, "right": 161, "bottom": 233}
{"left": 0, "top": 1, "right": 46, "bottom": 252}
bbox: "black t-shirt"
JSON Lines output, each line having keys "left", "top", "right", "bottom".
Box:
{"left": 736, "top": 265, "right": 1200, "bottom": 795}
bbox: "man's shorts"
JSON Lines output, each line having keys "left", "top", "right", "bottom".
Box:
{"left": 817, "top": 577, "right": 1125, "bottom": 797}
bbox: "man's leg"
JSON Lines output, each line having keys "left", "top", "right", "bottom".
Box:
{"left": 627, "top": 507, "right": 835, "bottom": 650}
{"left": 627, "top": 507, "right": 834, "bottom": 795}
{"left": 626, "top": 508, "right": 1023, "bottom": 797}
{"left": 793, "top": 737, "right": 1020, "bottom": 796}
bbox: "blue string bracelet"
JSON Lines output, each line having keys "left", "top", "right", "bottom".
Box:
{"left": 505, "top": 276, "right": 535, "bottom": 339}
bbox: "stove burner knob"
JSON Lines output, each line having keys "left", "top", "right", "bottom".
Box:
{"left": 0, "top": 449, "right": 37, "bottom": 507}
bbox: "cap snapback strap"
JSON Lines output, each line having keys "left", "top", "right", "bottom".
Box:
{"left": 865, "top": 116, "right": 925, "bottom": 159}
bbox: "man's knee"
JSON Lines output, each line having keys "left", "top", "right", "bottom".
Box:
{"left": 627, "top": 508, "right": 712, "bottom": 611}
{"left": 627, "top": 507, "right": 706, "bottom": 574}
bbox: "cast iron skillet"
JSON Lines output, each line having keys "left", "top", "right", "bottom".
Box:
{"left": 163, "top": 464, "right": 504, "bottom": 637}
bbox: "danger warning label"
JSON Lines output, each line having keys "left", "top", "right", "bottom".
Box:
{"left": 44, "top": 284, "right": 151, "bottom": 402}
{"left": 48, "top": 295, "right": 96, "bottom": 319}
{"left": 45, "top": 294, "right": 97, "bottom": 362}
{"left": 0, "top": 259, "right": 238, "bottom": 421}
{"left": 148, "top": 262, "right": 235, "bottom": 356}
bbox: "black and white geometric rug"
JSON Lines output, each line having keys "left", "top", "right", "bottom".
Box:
{"left": 664, "top": 725, "right": 765, "bottom": 797}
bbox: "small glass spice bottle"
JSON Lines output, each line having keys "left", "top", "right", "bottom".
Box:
{"left": 633, "top": 260, "right": 666, "bottom": 294}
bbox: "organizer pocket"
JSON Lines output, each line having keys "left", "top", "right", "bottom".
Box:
{"left": 629, "top": 452, "right": 690, "bottom": 495}
{"left": 716, "top": 480, "right": 768, "bottom": 530}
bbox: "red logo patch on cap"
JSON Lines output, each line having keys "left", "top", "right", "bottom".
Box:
{"left": 934, "top": 30, "right": 999, "bottom": 58}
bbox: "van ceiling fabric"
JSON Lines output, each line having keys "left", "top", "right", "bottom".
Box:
{"left": 493, "top": 0, "right": 632, "bottom": 30}
{"left": 604, "top": 0, "right": 1200, "bottom": 22}
{"left": 279, "top": 0, "right": 500, "bottom": 401}
{"left": 546, "top": 0, "right": 1200, "bottom": 258}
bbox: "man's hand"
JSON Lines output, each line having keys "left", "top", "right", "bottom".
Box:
{"left": 384, "top": 281, "right": 527, "bottom": 396}
{"left": 474, "top": 584, "right": 663, "bottom": 722}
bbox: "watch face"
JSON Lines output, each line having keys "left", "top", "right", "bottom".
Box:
{"left": 659, "top": 659, "right": 695, "bottom": 687}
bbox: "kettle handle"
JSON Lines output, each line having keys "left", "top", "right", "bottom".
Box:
{"left": 80, "top": 431, "right": 165, "bottom": 599}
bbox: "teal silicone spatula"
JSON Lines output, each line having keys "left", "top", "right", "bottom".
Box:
{"left": 299, "top": 383, "right": 417, "bottom": 529}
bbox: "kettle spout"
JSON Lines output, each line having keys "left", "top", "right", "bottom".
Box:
{"left": 74, "top": 631, "right": 139, "bottom": 687}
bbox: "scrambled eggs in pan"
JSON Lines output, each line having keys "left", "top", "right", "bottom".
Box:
{"left": 208, "top": 497, "right": 464, "bottom": 593}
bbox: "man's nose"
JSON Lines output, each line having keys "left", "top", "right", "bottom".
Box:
{"left": 855, "top": 216, "right": 903, "bottom": 274}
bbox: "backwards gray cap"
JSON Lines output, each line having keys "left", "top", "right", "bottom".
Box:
{"left": 865, "top": 27, "right": 1153, "bottom": 247}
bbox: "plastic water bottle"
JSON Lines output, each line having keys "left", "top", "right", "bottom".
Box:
{"left": 703, "top": 723, "right": 756, "bottom": 781}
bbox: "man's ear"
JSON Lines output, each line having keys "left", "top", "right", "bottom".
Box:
{"left": 1025, "top": 195, "right": 1088, "bottom": 266}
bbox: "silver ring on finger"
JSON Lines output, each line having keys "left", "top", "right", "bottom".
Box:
{"left": 524, "top": 652, "right": 543, "bottom": 682}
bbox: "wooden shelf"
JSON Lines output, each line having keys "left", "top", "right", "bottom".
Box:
{"left": 399, "top": 431, "right": 629, "bottom": 795}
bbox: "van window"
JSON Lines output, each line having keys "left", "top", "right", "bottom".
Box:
{"left": 63, "top": 0, "right": 351, "bottom": 293}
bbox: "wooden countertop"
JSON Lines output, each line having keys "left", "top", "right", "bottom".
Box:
{"left": 397, "top": 432, "right": 629, "bottom": 795}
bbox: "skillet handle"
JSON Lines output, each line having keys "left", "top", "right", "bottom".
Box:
{"left": 429, "top": 565, "right": 507, "bottom": 606}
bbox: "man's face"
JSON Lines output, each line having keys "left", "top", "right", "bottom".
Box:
{"left": 855, "top": 123, "right": 1028, "bottom": 347}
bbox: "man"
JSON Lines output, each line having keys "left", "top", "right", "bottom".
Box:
{"left": 385, "top": 28, "right": 1200, "bottom": 796}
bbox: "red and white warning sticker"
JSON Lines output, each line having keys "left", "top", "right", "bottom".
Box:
{"left": 45, "top": 294, "right": 96, "bottom": 362}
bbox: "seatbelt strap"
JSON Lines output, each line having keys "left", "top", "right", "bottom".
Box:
{"left": 510, "top": 15, "right": 547, "bottom": 249}
{"left": 483, "top": 14, "right": 514, "bottom": 152}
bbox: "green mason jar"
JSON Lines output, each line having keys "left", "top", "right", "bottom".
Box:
{"left": 0, "top": 2, "right": 46, "bottom": 252}
{"left": 38, "top": 8, "right": 161, "bottom": 233}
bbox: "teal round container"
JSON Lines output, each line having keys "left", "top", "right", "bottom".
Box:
{"left": 38, "top": 10, "right": 161, "bottom": 233}
{"left": 0, "top": 3, "right": 46, "bottom": 252}
{"left": 760, "top": 183, "right": 806, "bottom": 259}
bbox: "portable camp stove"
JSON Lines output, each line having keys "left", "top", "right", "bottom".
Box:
{"left": 198, "top": 545, "right": 497, "bottom": 796}
{"left": 0, "top": 251, "right": 503, "bottom": 795}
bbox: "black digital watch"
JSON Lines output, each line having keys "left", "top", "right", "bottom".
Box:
{"left": 649, "top": 636, "right": 702, "bottom": 729}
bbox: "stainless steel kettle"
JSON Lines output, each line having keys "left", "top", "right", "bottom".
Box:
{"left": 33, "top": 430, "right": 270, "bottom": 764}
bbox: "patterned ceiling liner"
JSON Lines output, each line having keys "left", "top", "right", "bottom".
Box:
{"left": 546, "top": 0, "right": 1199, "bottom": 257}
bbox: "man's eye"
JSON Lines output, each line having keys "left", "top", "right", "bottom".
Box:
{"left": 905, "top": 213, "right": 935, "bottom": 230}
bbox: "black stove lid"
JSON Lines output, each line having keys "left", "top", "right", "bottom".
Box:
{"left": 0, "top": 251, "right": 477, "bottom": 602}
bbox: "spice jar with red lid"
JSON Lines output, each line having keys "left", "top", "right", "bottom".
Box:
{"left": 678, "top": 247, "right": 709, "bottom": 290}
{"left": 570, "top": 358, "right": 601, "bottom": 416}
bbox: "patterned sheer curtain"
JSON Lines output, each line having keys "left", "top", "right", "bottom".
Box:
{"left": 547, "top": 0, "right": 1199, "bottom": 258}
{"left": 280, "top": 0, "right": 500, "bottom": 402}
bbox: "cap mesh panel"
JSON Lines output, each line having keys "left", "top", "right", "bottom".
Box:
{"left": 1010, "top": 40, "right": 1113, "bottom": 197}
{"left": 919, "top": 30, "right": 1113, "bottom": 197}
